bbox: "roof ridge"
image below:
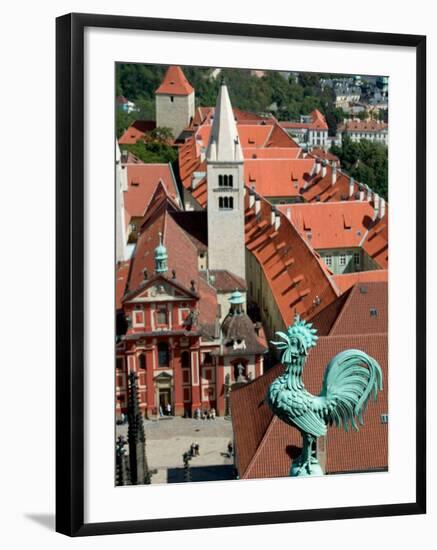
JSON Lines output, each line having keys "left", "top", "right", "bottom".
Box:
{"left": 328, "top": 283, "right": 357, "bottom": 335}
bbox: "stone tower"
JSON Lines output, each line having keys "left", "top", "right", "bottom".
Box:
{"left": 206, "top": 79, "right": 246, "bottom": 280}
{"left": 155, "top": 66, "right": 195, "bottom": 140}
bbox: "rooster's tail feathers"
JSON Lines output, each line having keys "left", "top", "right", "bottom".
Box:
{"left": 320, "top": 349, "right": 383, "bottom": 431}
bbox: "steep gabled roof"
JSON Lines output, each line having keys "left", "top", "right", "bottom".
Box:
{"left": 245, "top": 193, "right": 339, "bottom": 325}
{"left": 332, "top": 269, "right": 388, "bottom": 294}
{"left": 123, "top": 164, "right": 180, "bottom": 226}
{"left": 118, "top": 120, "right": 156, "bottom": 145}
{"left": 311, "top": 281, "right": 388, "bottom": 336}
{"left": 155, "top": 65, "right": 194, "bottom": 96}
{"left": 116, "top": 260, "right": 130, "bottom": 310}
{"left": 126, "top": 191, "right": 217, "bottom": 332}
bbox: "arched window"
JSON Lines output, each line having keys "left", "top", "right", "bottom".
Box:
{"left": 229, "top": 197, "right": 234, "bottom": 209}
{"left": 228, "top": 175, "right": 233, "bottom": 187}
{"left": 181, "top": 351, "right": 190, "bottom": 368}
{"left": 218, "top": 175, "right": 223, "bottom": 187}
{"left": 138, "top": 354, "right": 146, "bottom": 370}
{"left": 158, "top": 342, "right": 169, "bottom": 367}
{"left": 223, "top": 175, "right": 228, "bottom": 186}
{"left": 219, "top": 196, "right": 223, "bottom": 209}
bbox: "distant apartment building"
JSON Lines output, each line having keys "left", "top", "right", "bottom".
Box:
{"left": 334, "top": 86, "right": 361, "bottom": 109}
{"left": 280, "top": 109, "right": 329, "bottom": 148}
{"left": 337, "top": 118, "right": 388, "bottom": 145}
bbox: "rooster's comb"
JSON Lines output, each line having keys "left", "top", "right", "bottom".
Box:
{"left": 271, "top": 314, "right": 319, "bottom": 357}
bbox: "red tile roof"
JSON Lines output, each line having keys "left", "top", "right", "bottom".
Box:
{"left": 231, "top": 333, "right": 388, "bottom": 479}
{"left": 123, "top": 164, "right": 180, "bottom": 227}
{"left": 243, "top": 147, "right": 301, "bottom": 160}
{"left": 280, "top": 109, "right": 328, "bottom": 131}
{"left": 362, "top": 209, "right": 388, "bottom": 269}
{"left": 332, "top": 269, "right": 388, "bottom": 294}
{"left": 245, "top": 159, "right": 315, "bottom": 198}
{"left": 309, "top": 148, "right": 340, "bottom": 164}
{"left": 278, "top": 201, "right": 376, "bottom": 249}
{"left": 116, "top": 261, "right": 130, "bottom": 309}
{"left": 155, "top": 66, "right": 194, "bottom": 96}
{"left": 245, "top": 193, "right": 339, "bottom": 325}
{"left": 118, "top": 120, "right": 156, "bottom": 145}
{"left": 126, "top": 190, "right": 217, "bottom": 332}
{"left": 339, "top": 119, "right": 388, "bottom": 132}
{"left": 201, "top": 270, "right": 247, "bottom": 292}
{"left": 312, "top": 281, "right": 388, "bottom": 336}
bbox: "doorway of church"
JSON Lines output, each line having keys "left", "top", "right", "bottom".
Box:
{"left": 159, "top": 388, "right": 172, "bottom": 415}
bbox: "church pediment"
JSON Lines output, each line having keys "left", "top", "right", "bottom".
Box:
{"left": 124, "top": 276, "right": 197, "bottom": 304}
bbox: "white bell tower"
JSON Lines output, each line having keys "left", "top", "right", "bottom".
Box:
{"left": 206, "top": 79, "right": 245, "bottom": 280}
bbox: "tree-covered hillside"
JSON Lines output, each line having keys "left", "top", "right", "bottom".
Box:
{"left": 116, "top": 64, "right": 347, "bottom": 136}
{"left": 330, "top": 137, "right": 388, "bottom": 200}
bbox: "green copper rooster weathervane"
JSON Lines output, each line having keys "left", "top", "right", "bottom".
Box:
{"left": 267, "top": 315, "right": 383, "bottom": 477}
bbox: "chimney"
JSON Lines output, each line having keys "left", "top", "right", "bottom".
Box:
{"left": 315, "top": 159, "right": 321, "bottom": 175}
{"left": 373, "top": 193, "right": 380, "bottom": 218}
{"left": 255, "top": 195, "right": 261, "bottom": 214}
{"left": 321, "top": 159, "right": 327, "bottom": 178}
{"left": 349, "top": 176, "right": 355, "bottom": 198}
{"left": 249, "top": 189, "right": 255, "bottom": 208}
{"left": 331, "top": 163, "right": 337, "bottom": 186}
{"left": 271, "top": 207, "right": 276, "bottom": 226}
{"left": 286, "top": 207, "right": 291, "bottom": 220}
{"left": 379, "top": 197, "right": 386, "bottom": 219}
{"left": 359, "top": 186, "right": 365, "bottom": 201}
{"left": 275, "top": 210, "right": 281, "bottom": 231}
{"left": 366, "top": 186, "right": 372, "bottom": 202}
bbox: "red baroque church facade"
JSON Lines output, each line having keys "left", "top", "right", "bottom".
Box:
{"left": 116, "top": 259, "right": 266, "bottom": 419}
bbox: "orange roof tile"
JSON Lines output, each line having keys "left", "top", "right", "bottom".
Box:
{"left": 332, "top": 269, "right": 388, "bottom": 294}
{"left": 245, "top": 193, "right": 339, "bottom": 325}
{"left": 243, "top": 147, "right": 301, "bottom": 160}
{"left": 362, "top": 209, "right": 388, "bottom": 269}
{"left": 118, "top": 120, "right": 156, "bottom": 145}
{"left": 116, "top": 261, "right": 130, "bottom": 310}
{"left": 279, "top": 109, "right": 328, "bottom": 131}
{"left": 339, "top": 119, "right": 388, "bottom": 132}
{"left": 155, "top": 66, "right": 194, "bottom": 96}
{"left": 245, "top": 159, "right": 314, "bottom": 198}
{"left": 123, "top": 164, "right": 180, "bottom": 226}
{"left": 278, "top": 201, "right": 376, "bottom": 249}
{"left": 312, "top": 281, "right": 388, "bottom": 335}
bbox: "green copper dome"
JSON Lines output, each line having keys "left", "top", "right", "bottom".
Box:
{"left": 154, "top": 232, "right": 168, "bottom": 273}
{"left": 229, "top": 290, "right": 244, "bottom": 305}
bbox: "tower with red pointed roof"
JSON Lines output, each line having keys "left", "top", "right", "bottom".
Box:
{"left": 155, "top": 66, "right": 195, "bottom": 139}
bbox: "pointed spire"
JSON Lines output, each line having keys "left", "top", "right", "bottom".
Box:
{"left": 155, "top": 65, "right": 194, "bottom": 96}
{"left": 207, "top": 81, "right": 243, "bottom": 162}
{"left": 154, "top": 231, "right": 168, "bottom": 274}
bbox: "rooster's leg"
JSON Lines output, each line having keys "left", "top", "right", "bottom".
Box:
{"left": 295, "top": 433, "right": 316, "bottom": 475}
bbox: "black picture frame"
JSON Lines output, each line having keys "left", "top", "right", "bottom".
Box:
{"left": 56, "top": 12, "right": 426, "bottom": 537}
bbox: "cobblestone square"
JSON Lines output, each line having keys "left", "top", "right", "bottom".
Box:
{"left": 116, "top": 417, "right": 235, "bottom": 484}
